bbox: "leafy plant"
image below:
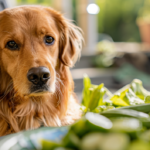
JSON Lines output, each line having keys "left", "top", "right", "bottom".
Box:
{"left": 2, "top": 76, "right": 150, "bottom": 150}
{"left": 82, "top": 75, "right": 150, "bottom": 113}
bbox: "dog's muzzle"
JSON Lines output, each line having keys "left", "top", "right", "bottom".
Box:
{"left": 27, "top": 67, "right": 50, "bottom": 93}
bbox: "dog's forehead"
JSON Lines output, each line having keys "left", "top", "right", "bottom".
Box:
{"left": 0, "top": 6, "right": 57, "bottom": 34}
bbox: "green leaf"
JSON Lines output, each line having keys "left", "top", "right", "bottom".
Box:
{"left": 41, "top": 139, "right": 60, "bottom": 150}
{"left": 94, "top": 105, "right": 115, "bottom": 113}
{"left": 128, "top": 140, "right": 150, "bottom": 150}
{"left": 100, "top": 133, "right": 130, "bottom": 150}
{"left": 126, "top": 88, "right": 144, "bottom": 105}
{"left": 140, "top": 130, "right": 150, "bottom": 142}
{"left": 70, "top": 118, "right": 88, "bottom": 138}
{"left": 111, "top": 118, "right": 142, "bottom": 133}
{"left": 145, "top": 96, "right": 150, "bottom": 103}
{"left": 81, "top": 132, "right": 104, "bottom": 150}
{"left": 120, "top": 103, "right": 150, "bottom": 113}
{"left": 98, "top": 87, "right": 107, "bottom": 106}
{"left": 111, "top": 96, "right": 129, "bottom": 107}
{"left": 110, "top": 82, "right": 145, "bottom": 106}
{"left": 85, "top": 112, "right": 113, "bottom": 130}
{"left": 82, "top": 75, "right": 91, "bottom": 107}
{"left": 62, "top": 131, "right": 80, "bottom": 149}
{"left": 101, "top": 109, "right": 149, "bottom": 119}
{"left": 131, "top": 79, "right": 150, "bottom": 100}
{"left": 110, "top": 89, "right": 129, "bottom": 106}
{"left": 87, "top": 84, "right": 105, "bottom": 111}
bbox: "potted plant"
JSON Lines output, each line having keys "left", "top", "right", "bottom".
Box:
{"left": 137, "top": 0, "right": 150, "bottom": 46}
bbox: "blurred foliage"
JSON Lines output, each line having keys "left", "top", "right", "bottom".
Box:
{"left": 72, "top": 0, "right": 78, "bottom": 25}
{"left": 17, "top": 0, "right": 145, "bottom": 42}
{"left": 96, "top": 0, "right": 144, "bottom": 42}
{"left": 114, "top": 63, "right": 150, "bottom": 87}
{"left": 17, "top": 0, "right": 52, "bottom": 6}
{"left": 137, "top": 0, "right": 150, "bottom": 23}
{"left": 2, "top": 77, "right": 150, "bottom": 150}
{"left": 94, "top": 41, "right": 117, "bottom": 67}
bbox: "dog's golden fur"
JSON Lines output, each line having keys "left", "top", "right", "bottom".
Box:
{"left": 0, "top": 6, "right": 83, "bottom": 136}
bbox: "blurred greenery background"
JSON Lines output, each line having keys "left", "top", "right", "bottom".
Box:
{"left": 17, "top": 0, "right": 146, "bottom": 42}
{"left": 17, "top": 0, "right": 52, "bottom": 6}
{"left": 96, "top": 0, "right": 144, "bottom": 42}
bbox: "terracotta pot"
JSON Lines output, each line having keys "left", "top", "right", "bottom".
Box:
{"left": 137, "top": 19, "right": 150, "bottom": 46}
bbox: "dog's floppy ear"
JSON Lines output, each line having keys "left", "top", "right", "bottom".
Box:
{"left": 48, "top": 8, "right": 83, "bottom": 67}
{"left": 59, "top": 20, "right": 83, "bottom": 67}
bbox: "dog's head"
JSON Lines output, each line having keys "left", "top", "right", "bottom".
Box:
{"left": 0, "top": 6, "right": 83, "bottom": 97}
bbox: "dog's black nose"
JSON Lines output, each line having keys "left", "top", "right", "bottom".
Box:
{"left": 27, "top": 67, "right": 50, "bottom": 85}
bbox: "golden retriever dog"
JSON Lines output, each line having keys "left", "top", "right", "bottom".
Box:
{"left": 0, "top": 5, "right": 83, "bottom": 136}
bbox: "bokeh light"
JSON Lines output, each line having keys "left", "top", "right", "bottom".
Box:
{"left": 87, "top": 3, "right": 100, "bottom": 15}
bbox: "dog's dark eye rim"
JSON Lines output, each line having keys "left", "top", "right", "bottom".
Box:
{"left": 6, "top": 41, "right": 19, "bottom": 50}
{"left": 44, "top": 36, "right": 55, "bottom": 45}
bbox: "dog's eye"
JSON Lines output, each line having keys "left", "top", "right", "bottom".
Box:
{"left": 6, "top": 41, "right": 19, "bottom": 50}
{"left": 44, "top": 36, "right": 54, "bottom": 45}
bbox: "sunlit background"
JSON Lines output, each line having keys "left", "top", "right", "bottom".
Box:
{"left": 2, "top": 0, "right": 150, "bottom": 99}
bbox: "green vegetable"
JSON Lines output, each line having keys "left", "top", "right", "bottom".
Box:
{"left": 140, "top": 130, "right": 150, "bottom": 142}
{"left": 70, "top": 119, "right": 88, "bottom": 138}
{"left": 128, "top": 140, "right": 150, "bottom": 150}
{"left": 130, "top": 79, "right": 150, "bottom": 100}
{"left": 101, "top": 109, "right": 149, "bottom": 119}
{"left": 54, "top": 148, "right": 73, "bottom": 150}
{"left": 94, "top": 105, "right": 115, "bottom": 113}
{"left": 87, "top": 84, "right": 106, "bottom": 111}
{"left": 99, "top": 133, "right": 129, "bottom": 150}
{"left": 145, "top": 96, "right": 150, "bottom": 103}
{"left": 81, "top": 132, "right": 104, "bottom": 150}
{"left": 62, "top": 131, "right": 80, "bottom": 149}
{"left": 120, "top": 103, "right": 150, "bottom": 113}
{"left": 82, "top": 74, "right": 91, "bottom": 107}
{"left": 111, "top": 118, "right": 142, "bottom": 132}
{"left": 3, "top": 76, "right": 150, "bottom": 150}
{"left": 126, "top": 88, "right": 144, "bottom": 105}
{"left": 82, "top": 76, "right": 150, "bottom": 113}
{"left": 33, "top": 77, "right": 150, "bottom": 150}
{"left": 41, "top": 140, "right": 60, "bottom": 150}
{"left": 85, "top": 112, "right": 113, "bottom": 130}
